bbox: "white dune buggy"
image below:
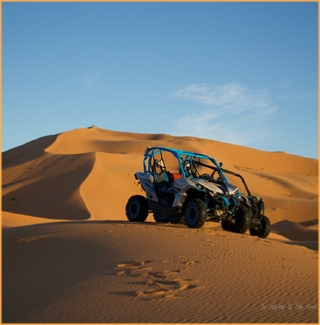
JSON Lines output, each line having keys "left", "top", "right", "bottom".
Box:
{"left": 125, "top": 146, "right": 271, "bottom": 238}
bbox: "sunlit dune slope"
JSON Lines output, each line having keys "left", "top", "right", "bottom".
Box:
{"left": 2, "top": 126, "right": 318, "bottom": 240}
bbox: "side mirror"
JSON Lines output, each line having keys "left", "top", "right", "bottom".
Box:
{"left": 144, "top": 146, "right": 151, "bottom": 155}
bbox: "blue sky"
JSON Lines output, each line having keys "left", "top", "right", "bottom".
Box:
{"left": 2, "top": 2, "right": 318, "bottom": 158}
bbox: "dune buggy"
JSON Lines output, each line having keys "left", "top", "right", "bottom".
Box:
{"left": 125, "top": 146, "right": 271, "bottom": 238}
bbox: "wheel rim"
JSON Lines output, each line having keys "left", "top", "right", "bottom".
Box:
{"left": 130, "top": 203, "right": 138, "bottom": 217}
{"left": 187, "top": 207, "right": 197, "bottom": 222}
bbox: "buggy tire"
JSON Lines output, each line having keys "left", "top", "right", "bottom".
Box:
{"left": 249, "top": 228, "right": 259, "bottom": 236}
{"left": 153, "top": 213, "right": 168, "bottom": 223}
{"left": 125, "top": 195, "right": 149, "bottom": 222}
{"left": 184, "top": 198, "right": 207, "bottom": 228}
{"left": 250, "top": 215, "right": 271, "bottom": 238}
{"left": 168, "top": 214, "right": 185, "bottom": 224}
{"left": 221, "top": 220, "right": 235, "bottom": 232}
{"left": 234, "top": 204, "right": 251, "bottom": 234}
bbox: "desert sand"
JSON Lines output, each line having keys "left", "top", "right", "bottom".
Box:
{"left": 2, "top": 126, "right": 318, "bottom": 323}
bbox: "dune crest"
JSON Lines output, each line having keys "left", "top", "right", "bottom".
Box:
{"left": 2, "top": 126, "right": 318, "bottom": 238}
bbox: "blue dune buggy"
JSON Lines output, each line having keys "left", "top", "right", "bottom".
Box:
{"left": 125, "top": 146, "right": 271, "bottom": 238}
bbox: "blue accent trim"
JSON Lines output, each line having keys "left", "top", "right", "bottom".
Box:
{"left": 220, "top": 196, "right": 230, "bottom": 207}
{"left": 143, "top": 146, "right": 228, "bottom": 183}
{"left": 230, "top": 197, "right": 237, "bottom": 206}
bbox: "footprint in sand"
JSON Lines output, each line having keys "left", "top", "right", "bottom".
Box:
{"left": 181, "top": 260, "right": 201, "bottom": 265}
{"left": 114, "top": 260, "right": 153, "bottom": 275}
{"left": 19, "top": 234, "right": 55, "bottom": 243}
{"left": 114, "top": 260, "right": 204, "bottom": 299}
{"left": 136, "top": 276, "right": 203, "bottom": 299}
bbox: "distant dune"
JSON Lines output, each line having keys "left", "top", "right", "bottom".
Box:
{"left": 2, "top": 127, "right": 318, "bottom": 323}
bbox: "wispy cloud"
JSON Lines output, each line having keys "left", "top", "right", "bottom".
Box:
{"left": 173, "top": 82, "right": 270, "bottom": 112}
{"left": 168, "top": 82, "right": 276, "bottom": 146}
{"left": 150, "top": 92, "right": 164, "bottom": 98}
{"left": 280, "top": 78, "right": 293, "bottom": 91}
{"left": 278, "top": 89, "right": 317, "bottom": 101}
{"left": 279, "top": 78, "right": 317, "bottom": 101}
{"left": 81, "top": 69, "right": 108, "bottom": 89}
{"left": 81, "top": 72, "right": 100, "bottom": 88}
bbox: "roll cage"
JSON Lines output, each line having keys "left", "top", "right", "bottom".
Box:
{"left": 142, "top": 146, "right": 252, "bottom": 196}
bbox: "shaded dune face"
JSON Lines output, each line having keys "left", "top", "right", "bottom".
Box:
{"left": 2, "top": 134, "right": 60, "bottom": 168}
{"left": 2, "top": 127, "right": 318, "bottom": 237}
{"left": 2, "top": 152, "right": 94, "bottom": 220}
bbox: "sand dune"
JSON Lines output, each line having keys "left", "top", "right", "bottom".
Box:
{"left": 2, "top": 126, "right": 318, "bottom": 323}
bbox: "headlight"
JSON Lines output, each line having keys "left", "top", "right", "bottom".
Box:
{"left": 197, "top": 183, "right": 205, "bottom": 191}
{"left": 197, "top": 183, "right": 214, "bottom": 196}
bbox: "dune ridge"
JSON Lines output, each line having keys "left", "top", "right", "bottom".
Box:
{"left": 3, "top": 127, "right": 317, "bottom": 231}
{"left": 2, "top": 126, "right": 318, "bottom": 323}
